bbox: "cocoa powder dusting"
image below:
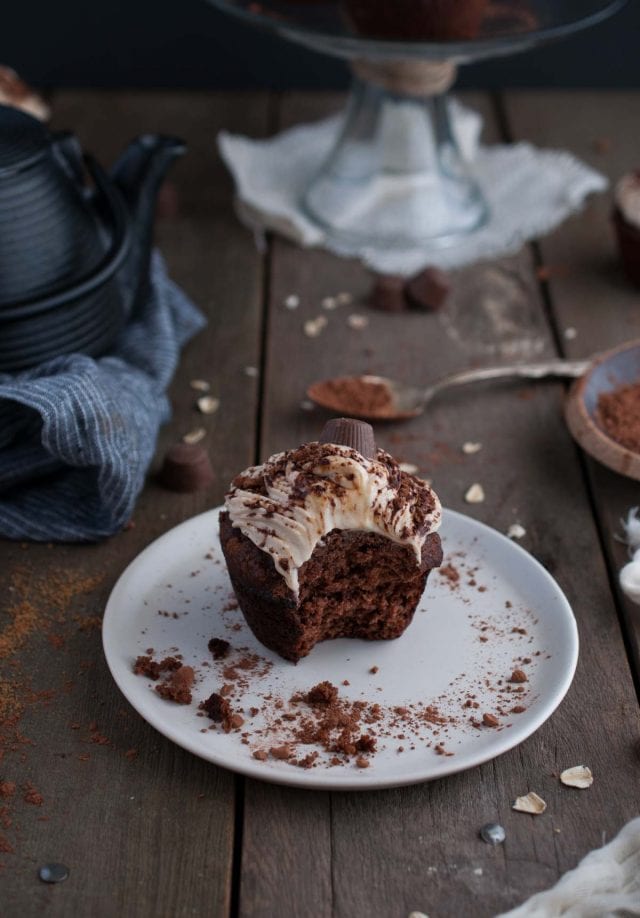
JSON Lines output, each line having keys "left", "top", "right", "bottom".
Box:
{"left": 0, "top": 564, "right": 106, "bottom": 858}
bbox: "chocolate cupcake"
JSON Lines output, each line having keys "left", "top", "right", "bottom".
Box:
{"left": 613, "top": 170, "right": 640, "bottom": 287}
{"left": 219, "top": 418, "right": 443, "bottom": 662}
{"left": 343, "top": 0, "right": 488, "bottom": 41}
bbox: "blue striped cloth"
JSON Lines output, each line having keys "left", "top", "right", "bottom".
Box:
{"left": 0, "top": 252, "right": 205, "bottom": 541}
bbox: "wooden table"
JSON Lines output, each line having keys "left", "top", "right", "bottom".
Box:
{"left": 2, "top": 89, "right": 640, "bottom": 918}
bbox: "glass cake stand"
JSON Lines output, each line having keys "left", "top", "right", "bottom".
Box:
{"left": 206, "top": 0, "right": 627, "bottom": 249}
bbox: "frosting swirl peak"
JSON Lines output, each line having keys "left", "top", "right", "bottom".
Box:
{"left": 224, "top": 442, "right": 441, "bottom": 595}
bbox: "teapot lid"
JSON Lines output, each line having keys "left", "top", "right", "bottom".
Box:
{"left": 0, "top": 104, "right": 49, "bottom": 176}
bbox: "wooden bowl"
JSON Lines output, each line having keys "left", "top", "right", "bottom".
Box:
{"left": 565, "top": 338, "right": 640, "bottom": 480}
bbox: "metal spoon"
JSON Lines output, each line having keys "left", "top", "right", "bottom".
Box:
{"left": 307, "top": 359, "right": 591, "bottom": 421}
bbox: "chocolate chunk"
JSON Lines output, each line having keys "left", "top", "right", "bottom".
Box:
{"left": 158, "top": 443, "right": 214, "bottom": 492}
{"left": 318, "top": 419, "right": 376, "bottom": 459}
{"left": 200, "top": 692, "right": 231, "bottom": 723}
{"left": 406, "top": 267, "right": 451, "bottom": 311}
{"left": 369, "top": 274, "right": 407, "bottom": 312}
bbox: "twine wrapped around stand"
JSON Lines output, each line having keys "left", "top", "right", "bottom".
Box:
{"left": 350, "top": 59, "right": 457, "bottom": 96}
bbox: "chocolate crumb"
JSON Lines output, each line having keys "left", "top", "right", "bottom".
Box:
{"left": 200, "top": 692, "right": 231, "bottom": 723}
{"left": 510, "top": 669, "right": 528, "bottom": 683}
{"left": 208, "top": 638, "right": 231, "bottom": 660}
{"left": 482, "top": 713, "right": 499, "bottom": 728}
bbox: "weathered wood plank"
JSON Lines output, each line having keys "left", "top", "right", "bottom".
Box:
{"left": 502, "top": 89, "right": 640, "bottom": 681}
{"left": 0, "top": 91, "right": 269, "bottom": 917}
{"left": 240, "top": 90, "right": 640, "bottom": 918}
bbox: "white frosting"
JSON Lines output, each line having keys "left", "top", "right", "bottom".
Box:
{"left": 615, "top": 173, "right": 640, "bottom": 229}
{"left": 225, "top": 444, "right": 441, "bottom": 596}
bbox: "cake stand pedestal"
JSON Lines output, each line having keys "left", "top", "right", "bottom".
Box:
{"left": 206, "top": 0, "right": 627, "bottom": 251}
{"left": 301, "top": 58, "right": 488, "bottom": 248}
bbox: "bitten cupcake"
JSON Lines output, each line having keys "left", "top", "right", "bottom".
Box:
{"left": 219, "top": 418, "right": 443, "bottom": 662}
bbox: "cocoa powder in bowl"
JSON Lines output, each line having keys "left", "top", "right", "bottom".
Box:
{"left": 596, "top": 380, "right": 640, "bottom": 453}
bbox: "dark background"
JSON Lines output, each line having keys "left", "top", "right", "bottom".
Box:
{"left": 3, "top": 0, "right": 640, "bottom": 90}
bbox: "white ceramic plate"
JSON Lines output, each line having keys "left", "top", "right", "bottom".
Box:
{"left": 103, "top": 507, "right": 578, "bottom": 791}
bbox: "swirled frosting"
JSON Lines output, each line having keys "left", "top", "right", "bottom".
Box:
{"left": 224, "top": 442, "right": 441, "bottom": 596}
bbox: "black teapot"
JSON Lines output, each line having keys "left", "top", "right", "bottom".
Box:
{"left": 0, "top": 104, "right": 185, "bottom": 371}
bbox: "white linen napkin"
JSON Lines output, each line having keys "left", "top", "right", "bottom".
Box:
{"left": 218, "top": 100, "right": 607, "bottom": 276}
{"left": 497, "top": 817, "right": 640, "bottom": 917}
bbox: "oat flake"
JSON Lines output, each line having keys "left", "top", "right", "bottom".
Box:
{"left": 560, "top": 765, "right": 593, "bottom": 789}
{"left": 347, "top": 313, "right": 369, "bottom": 330}
{"left": 190, "top": 379, "right": 210, "bottom": 392}
{"left": 285, "top": 294, "right": 300, "bottom": 309}
{"left": 322, "top": 296, "right": 338, "bottom": 310}
{"left": 507, "top": 523, "right": 526, "bottom": 540}
{"left": 182, "top": 428, "right": 206, "bottom": 445}
{"left": 336, "top": 292, "right": 353, "bottom": 306}
{"left": 304, "top": 316, "right": 328, "bottom": 338}
{"left": 399, "top": 462, "right": 419, "bottom": 474}
{"left": 244, "top": 366, "right": 258, "bottom": 378}
{"left": 464, "top": 483, "right": 485, "bottom": 504}
{"left": 462, "top": 442, "right": 482, "bottom": 455}
{"left": 512, "top": 792, "right": 547, "bottom": 815}
{"left": 196, "top": 396, "right": 220, "bottom": 415}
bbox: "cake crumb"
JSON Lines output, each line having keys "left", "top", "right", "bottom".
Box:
{"left": 270, "top": 745, "right": 293, "bottom": 760}
{"left": 134, "top": 654, "right": 182, "bottom": 680}
{"left": 306, "top": 681, "right": 339, "bottom": 705}
{"left": 155, "top": 666, "right": 195, "bottom": 705}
